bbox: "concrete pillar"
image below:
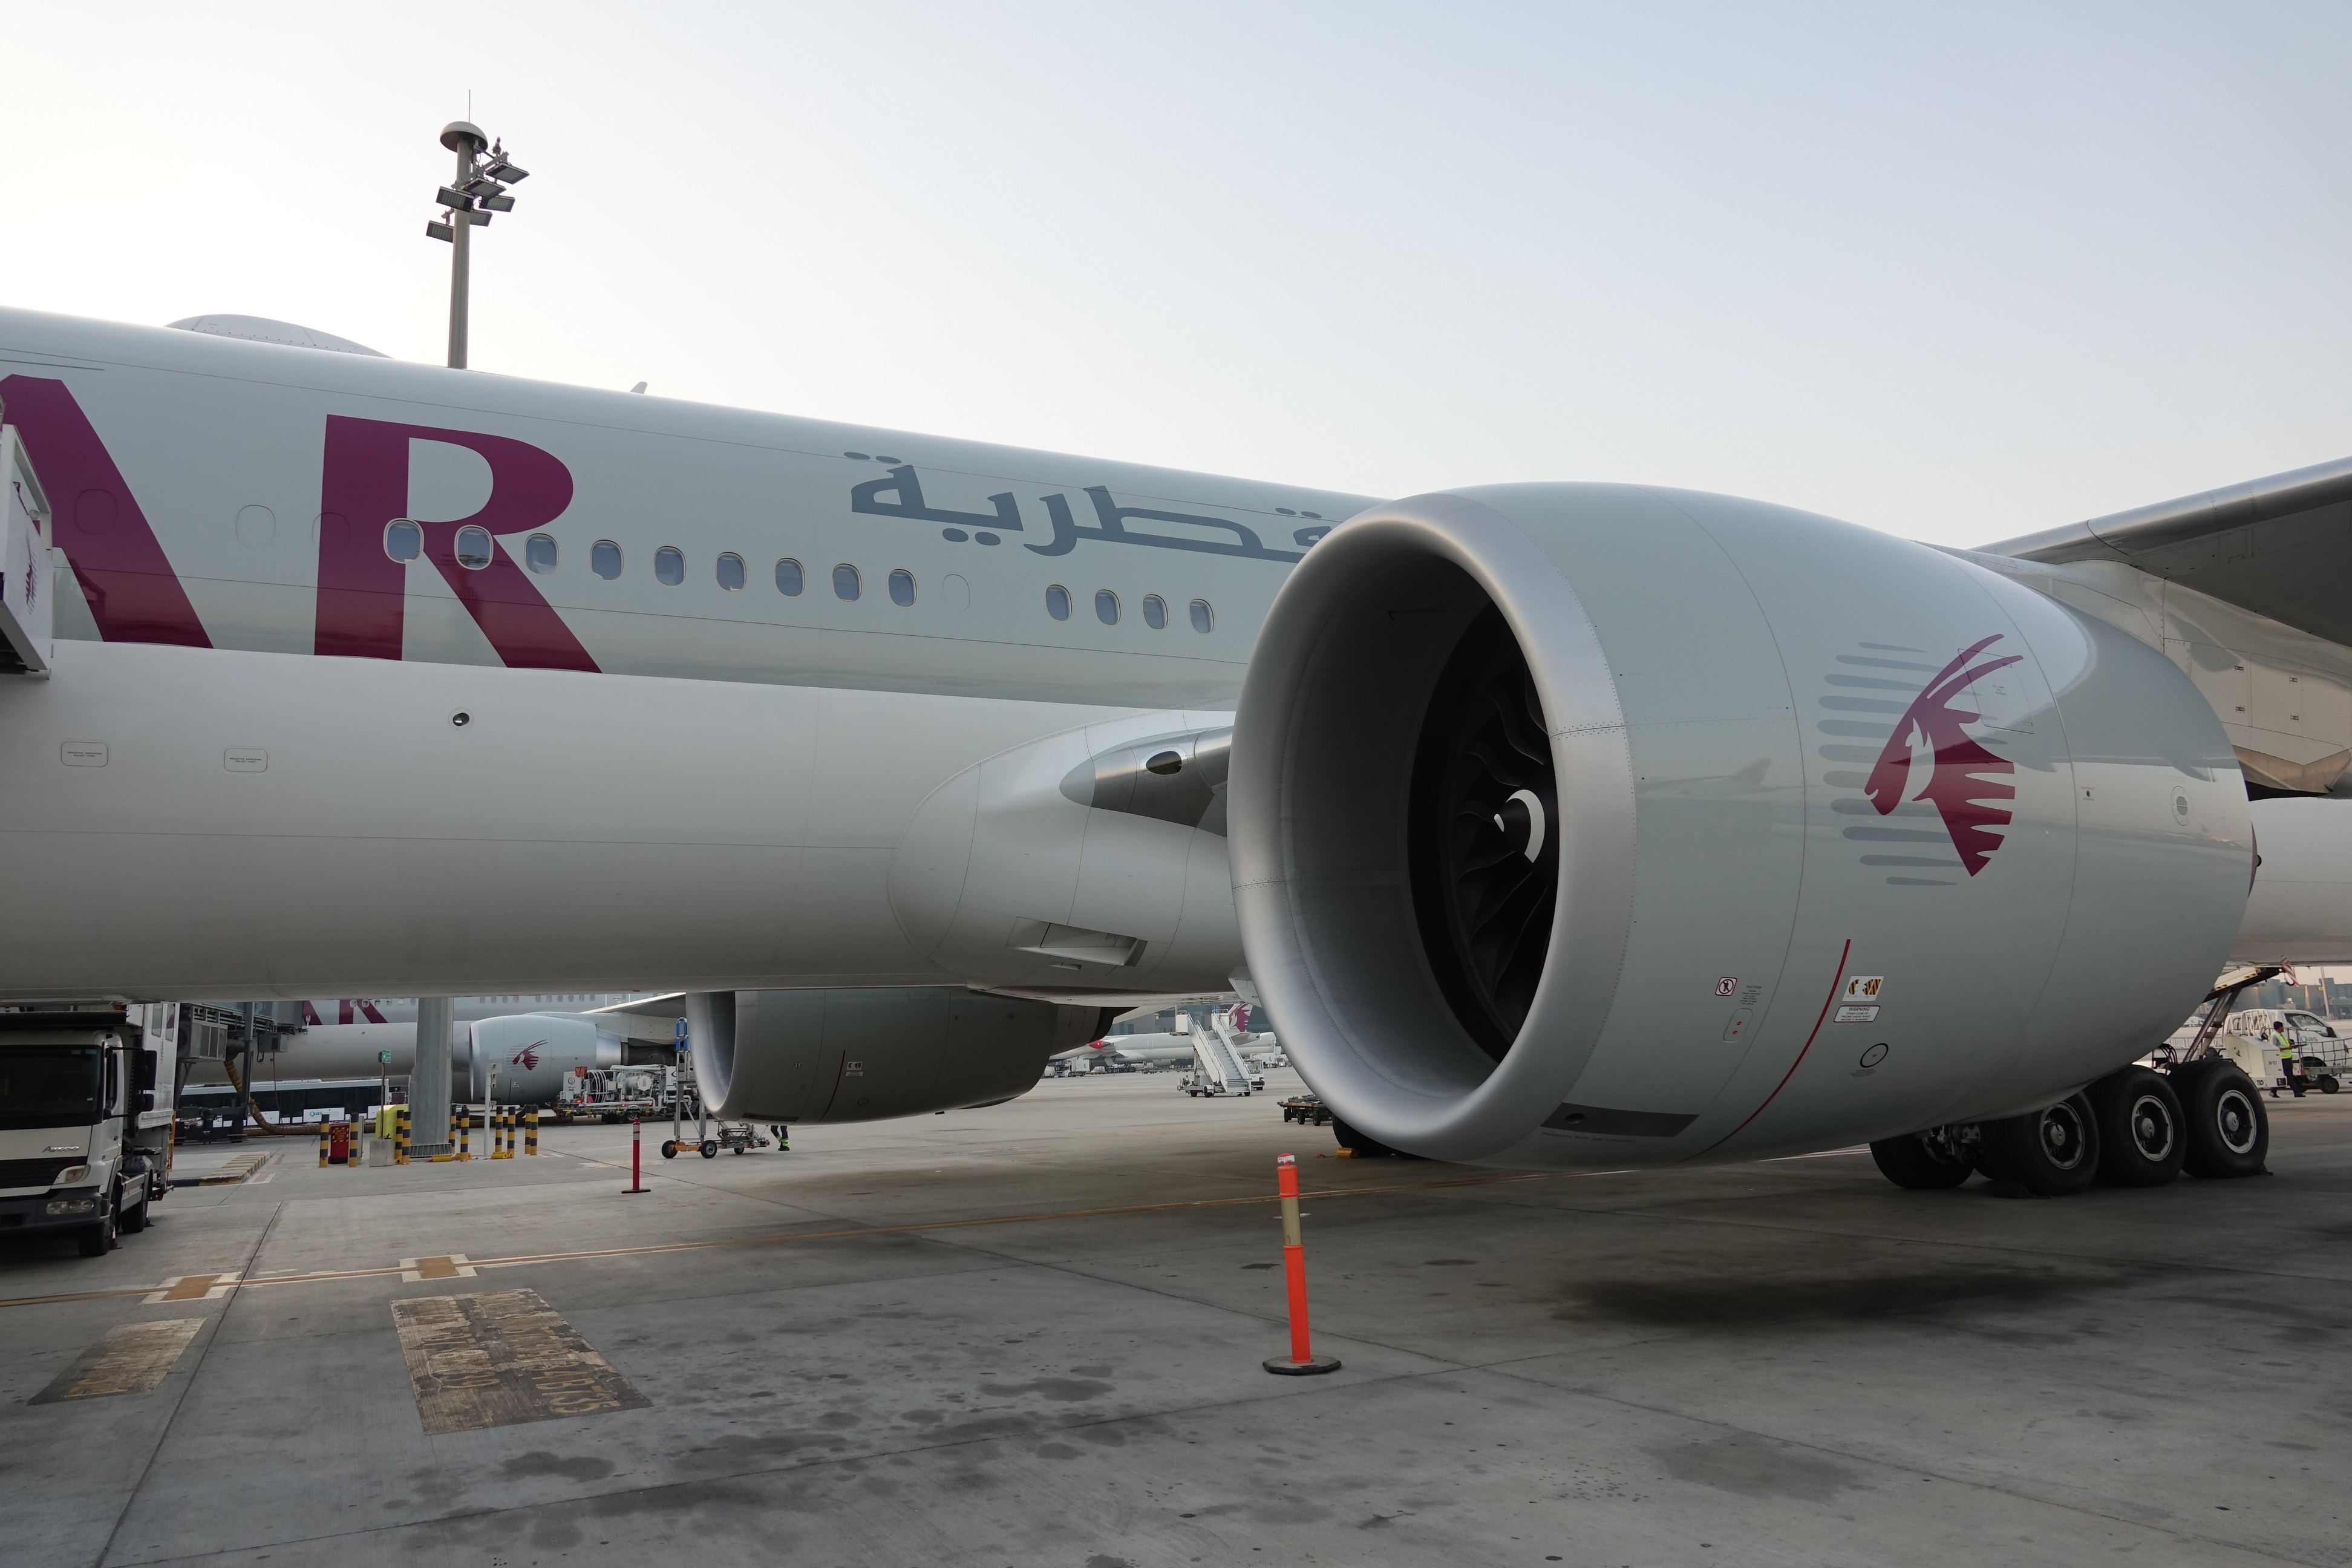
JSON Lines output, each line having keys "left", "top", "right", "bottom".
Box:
{"left": 408, "top": 996, "right": 455, "bottom": 1156}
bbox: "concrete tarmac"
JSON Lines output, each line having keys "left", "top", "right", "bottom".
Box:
{"left": 2, "top": 1069, "right": 2348, "bottom": 1567}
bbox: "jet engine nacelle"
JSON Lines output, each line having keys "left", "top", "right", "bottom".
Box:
{"left": 1232, "top": 483, "right": 2255, "bottom": 1168}
{"left": 688, "top": 988, "right": 1106, "bottom": 1123}
{"left": 468, "top": 1014, "right": 624, "bottom": 1103}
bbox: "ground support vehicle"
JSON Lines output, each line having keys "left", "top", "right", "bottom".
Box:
{"left": 0, "top": 1011, "right": 169, "bottom": 1256}
{"left": 2161, "top": 1004, "right": 2345, "bottom": 1095}
{"left": 557, "top": 1065, "right": 689, "bottom": 1123}
{"left": 1279, "top": 1094, "right": 1334, "bottom": 1128}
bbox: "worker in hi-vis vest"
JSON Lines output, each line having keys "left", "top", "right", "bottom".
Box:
{"left": 2274, "top": 1019, "right": 2306, "bottom": 1097}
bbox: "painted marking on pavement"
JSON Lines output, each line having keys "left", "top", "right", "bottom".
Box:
{"left": 391, "top": 1289, "right": 649, "bottom": 1435}
{"left": 142, "top": 1273, "right": 241, "bottom": 1305}
{"left": 400, "top": 1254, "right": 478, "bottom": 1282}
{"left": 0, "top": 1166, "right": 1633, "bottom": 1312}
{"left": 29, "top": 1319, "right": 203, "bottom": 1403}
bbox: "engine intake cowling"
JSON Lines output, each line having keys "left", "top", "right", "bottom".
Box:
{"left": 1231, "top": 483, "right": 2253, "bottom": 1168}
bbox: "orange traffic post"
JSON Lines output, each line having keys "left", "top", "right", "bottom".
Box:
{"left": 1263, "top": 1152, "right": 1341, "bottom": 1376}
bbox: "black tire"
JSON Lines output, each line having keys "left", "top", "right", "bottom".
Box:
{"left": 1976, "top": 1094, "right": 2101, "bottom": 1195}
{"left": 1869, "top": 1130, "right": 1974, "bottom": 1189}
{"left": 1331, "top": 1116, "right": 1410, "bottom": 1158}
{"left": 74, "top": 1217, "right": 110, "bottom": 1258}
{"left": 699, "top": 1140, "right": 717, "bottom": 1159}
{"left": 2320, "top": 1076, "right": 2341, "bottom": 1095}
{"left": 659, "top": 1140, "right": 678, "bottom": 1159}
{"left": 2086, "top": 1067, "right": 2186, "bottom": 1187}
{"left": 2172, "top": 1059, "right": 2269, "bottom": 1178}
{"left": 118, "top": 1186, "right": 150, "bottom": 1233}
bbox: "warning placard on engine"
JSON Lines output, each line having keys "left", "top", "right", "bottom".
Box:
{"left": 391, "top": 1289, "right": 648, "bottom": 1435}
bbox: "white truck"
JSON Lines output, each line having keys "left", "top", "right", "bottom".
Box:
{"left": 0, "top": 1010, "right": 172, "bottom": 1256}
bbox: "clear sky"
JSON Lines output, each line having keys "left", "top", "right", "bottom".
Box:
{"left": 5, "top": 2, "right": 2348, "bottom": 545}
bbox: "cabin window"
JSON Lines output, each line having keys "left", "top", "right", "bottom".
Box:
{"left": 1045, "top": 584, "right": 1071, "bottom": 621}
{"left": 655, "top": 546, "right": 685, "bottom": 586}
{"left": 454, "top": 525, "right": 494, "bottom": 570}
{"left": 524, "top": 534, "right": 558, "bottom": 573}
{"left": 1094, "top": 589, "right": 1120, "bottom": 626}
{"left": 592, "top": 540, "right": 623, "bottom": 579}
{"left": 1189, "top": 598, "right": 1214, "bottom": 633}
{"left": 716, "top": 552, "right": 746, "bottom": 591}
{"left": 834, "top": 563, "right": 862, "bottom": 601}
{"left": 776, "top": 558, "right": 805, "bottom": 595}
{"left": 384, "top": 520, "right": 422, "bottom": 562}
{"left": 889, "top": 569, "right": 916, "bottom": 606}
{"left": 1142, "top": 593, "right": 1167, "bottom": 629}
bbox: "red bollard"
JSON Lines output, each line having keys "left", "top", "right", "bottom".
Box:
{"left": 1264, "top": 1152, "right": 1341, "bottom": 1375}
{"left": 625, "top": 1116, "right": 648, "bottom": 1195}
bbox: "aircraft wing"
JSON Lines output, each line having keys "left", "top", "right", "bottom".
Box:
{"left": 1981, "top": 453, "right": 2352, "bottom": 647}
{"left": 581, "top": 993, "right": 686, "bottom": 1018}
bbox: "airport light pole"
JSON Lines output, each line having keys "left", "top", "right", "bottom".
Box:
{"left": 425, "top": 121, "right": 529, "bottom": 370}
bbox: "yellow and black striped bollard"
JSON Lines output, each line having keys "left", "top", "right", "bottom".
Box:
{"left": 525, "top": 1109, "right": 538, "bottom": 1155}
{"left": 317, "top": 1119, "right": 328, "bottom": 1168}
{"left": 394, "top": 1105, "right": 410, "bottom": 1165}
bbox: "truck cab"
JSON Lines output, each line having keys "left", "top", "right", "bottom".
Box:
{"left": 0, "top": 1012, "right": 168, "bottom": 1256}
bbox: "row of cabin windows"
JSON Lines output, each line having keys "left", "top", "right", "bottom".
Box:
{"left": 383, "top": 523, "right": 1212, "bottom": 630}
{"left": 1045, "top": 586, "right": 1213, "bottom": 632}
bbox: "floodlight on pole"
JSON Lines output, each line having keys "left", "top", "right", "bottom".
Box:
{"left": 427, "top": 119, "right": 525, "bottom": 370}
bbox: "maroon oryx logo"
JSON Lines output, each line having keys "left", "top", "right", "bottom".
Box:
{"left": 510, "top": 1041, "right": 546, "bottom": 1071}
{"left": 1864, "top": 635, "right": 2022, "bottom": 877}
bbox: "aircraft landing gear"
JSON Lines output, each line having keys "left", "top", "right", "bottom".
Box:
{"left": 1867, "top": 1124, "right": 1975, "bottom": 1189}
{"left": 1976, "top": 1093, "right": 2100, "bottom": 1196}
{"left": 2086, "top": 1067, "right": 2184, "bottom": 1187}
{"left": 2169, "top": 1057, "right": 2267, "bottom": 1178}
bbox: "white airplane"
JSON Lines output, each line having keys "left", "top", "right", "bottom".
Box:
{"left": 181, "top": 994, "right": 672, "bottom": 1103}
{"left": 1053, "top": 1006, "right": 1276, "bottom": 1071}
{"left": 4, "top": 303, "right": 2351, "bottom": 1189}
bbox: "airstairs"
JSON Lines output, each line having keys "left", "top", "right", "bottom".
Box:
{"left": 1189, "top": 1010, "right": 1262, "bottom": 1096}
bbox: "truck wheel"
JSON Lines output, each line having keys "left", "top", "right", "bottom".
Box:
{"left": 2321, "top": 1076, "right": 2341, "bottom": 1094}
{"left": 1976, "top": 1094, "right": 2100, "bottom": 1195}
{"left": 2172, "top": 1059, "right": 2268, "bottom": 1178}
{"left": 1868, "top": 1130, "right": 1973, "bottom": 1189}
{"left": 74, "top": 1214, "right": 112, "bottom": 1257}
{"left": 118, "top": 1186, "right": 150, "bottom": 1234}
{"left": 2087, "top": 1067, "right": 2185, "bottom": 1187}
